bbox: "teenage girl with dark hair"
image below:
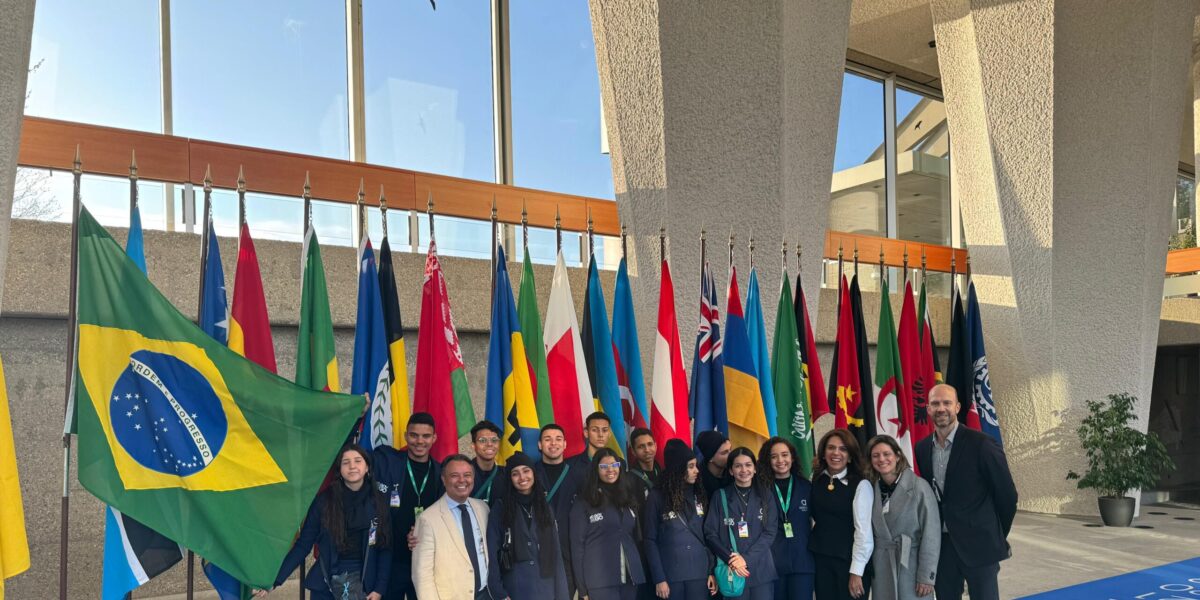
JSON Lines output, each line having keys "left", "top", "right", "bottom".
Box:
{"left": 256, "top": 444, "right": 392, "bottom": 599}
{"left": 486, "top": 452, "right": 569, "bottom": 599}
{"left": 703, "top": 446, "right": 777, "bottom": 600}
{"left": 758, "top": 436, "right": 816, "bottom": 600}
{"left": 569, "top": 447, "right": 647, "bottom": 600}
{"left": 642, "top": 439, "right": 717, "bottom": 599}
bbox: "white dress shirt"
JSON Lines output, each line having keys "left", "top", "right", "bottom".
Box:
{"left": 445, "top": 496, "right": 489, "bottom": 587}
{"left": 825, "top": 469, "right": 875, "bottom": 576}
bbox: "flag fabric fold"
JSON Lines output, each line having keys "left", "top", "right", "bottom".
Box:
{"left": 544, "top": 252, "right": 593, "bottom": 457}
{"left": 228, "top": 223, "right": 276, "bottom": 372}
{"left": 745, "top": 268, "right": 778, "bottom": 437}
{"left": 849, "top": 275, "right": 878, "bottom": 445}
{"left": 0, "top": 352, "right": 30, "bottom": 598}
{"left": 612, "top": 257, "right": 650, "bottom": 435}
{"left": 946, "top": 285, "right": 982, "bottom": 431}
{"left": 353, "top": 239, "right": 394, "bottom": 449}
{"left": 794, "top": 271, "right": 828, "bottom": 422}
{"left": 832, "top": 276, "right": 862, "bottom": 431}
{"left": 413, "top": 239, "right": 474, "bottom": 461}
{"left": 485, "top": 245, "right": 542, "bottom": 462}
{"left": 689, "top": 261, "right": 728, "bottom": 437}
{"left": 967, "top": 283, "right": 1002, "bottom": 446}
{"left": 771, "top": 270, "right": 813, "bottom": 478}
{"left": 296, "top": 228, "right": 339, "bottom": 393}
{"left": 873, "top": 280, "right": 915, "bottom": 466}
{"left": 581, "top": 256, "right": 626, "bottom": 456}
{"left": 517, "top": 248, "right": 555, "bottom": 431}
{"left": 378, "top": 237, "right": 412, "bottom": 447}
{"left": 723, "top": 266, "right": 769, "bottom": 451}
{"left": 71, "top": 207, "right": 363, "bottom": 587}
{"left": 650, "top": 258, "right": 690, "bottom": 463}
{"left": 199, "top": 221, "right": 229, "bottom": 346}
{"left": 898, "top": 281, "right": 932, "bottom": 451}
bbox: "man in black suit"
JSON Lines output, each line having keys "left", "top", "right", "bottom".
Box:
{"left": 915, "top": 383, "right": 1018, "bottom": 600}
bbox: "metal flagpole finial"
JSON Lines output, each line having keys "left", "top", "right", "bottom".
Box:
{"left": 921, "top": 248, "right": 928, "bottom": 281}
{"left": 659, "top": 225, "right": 666, "bottom": 263}
{"left": 203, "top": 164, "right": 213, "bottom": 193}
{"left": 521, "top": 198, "right": 528, "bottom": 252}
{"left": 795, "top": 241, "right": 802, "bottom": 272}
{"left": 837, "top": 240, "right": 844, "bottom": 261}
{"left": 303, "top": 171, "right": 312, "bottom": 200}
{"left": 491, "top": 195, "right": 498, "bottom": 224}
{"left": 129, "top": 149, "right": 138, "bottom": 181}
{"left": 853, "top": 240, "right": 860, "bottom": 278}
{"left": 748, "top": 231, "right": 755, "bottom": 270}
{"left": 621, "top": 222, "right": 628, "bottom": 259}
{"left": 781, "top": 239, "right": 788, "bottom": 272}
{"left": 903, "top": 244, "right": 910, "bottom": 285}
{"left": 727, "top": 226, "right": 735, "bottom": 270}
{"left": 379, "top": 184, "right": 389, "bottom": 238}
{"left": 586, "top": 206, "right": 595, "bottom": 257}
{"left": 878, "top": 243, "right": 885, "bottom": 270}
{"left": 73, "top": 144, "right": 82, "bottom": 175}
{"left": 555, "top": 204, "right": 562, "bottom": 252}
{"left": 302, "top": 172, "right": 313, "bottom": 234}
{"left": 237, "top": 165, "right": 246, "bottom": 193}
{"left": 426, "top": 191, "right": 435, "bottom": 240}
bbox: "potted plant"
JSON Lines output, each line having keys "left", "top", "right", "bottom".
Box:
{"left": 1067, "top": 393, "right": 1174, "bottom": 526}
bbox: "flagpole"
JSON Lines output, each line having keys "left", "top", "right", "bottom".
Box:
{"left": 490, "top": 196, "right": 498, "bottom": 298}
{"left": 554, "top": 205, "right": 561, "bottom": 254}
{"left": 427, "top": 192, "right": 436, "bottom": 242}
{"left": 621, "top": 222, "right": 629, "bottom": 261}
{"left": 878, "top": 244, "right": 885, "bottom": 292}
{"left": 659, "top": 226, "right": 666, "bottom": 265}
{"left": 237, "top": 166, "right": 246, "bottom": 233}
{"left": 727, "top": 227, "right": 734, "bottom": 276}
{"left": 521, "top": 199, "right": 528, "bottom": 254}
{"left": 950, "top": 253, "right": 958, "bottom": 302}
{"left": 129, "top": 149, "right": 138, "bottom": 221}
{"left": 748, "top": 232, "right": 755, "bottom": 271}
{"left": 379, "top": 183, "right": 389, "bottom": 240}
{"left": 356, "top": 179, "right": 366, "bottom": 250}
{"left": 302, "top": 172, "right": 312, "bottom": 237}
{"left": 903, "top": 245, "right": 909, "bottom": 287}
{"left": 587, "top": 207, "right": 595, "bottom": 259}
{"left": 58, "top": 145, "right": 82, "bottom": 600}
{"left": 780, "top": 239, "right": 788, "bottom": 288}
{"left": 189, "top": 165, "right": 214, "bottom": 600}
{"left": 853, "top": 241, "right": 859, "bottom": 280}
{"left": 700, "top": 228, "right": 707, "bottom": 272}
{"left": 837, "top": 242, "right": 844, "bottom": 291}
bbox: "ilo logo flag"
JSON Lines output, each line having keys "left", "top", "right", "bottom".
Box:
{"left": 78, "top": 324, "right": 286, "bottom": 491}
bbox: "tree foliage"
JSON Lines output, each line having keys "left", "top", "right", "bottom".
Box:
{"left": 1066, "top": 393, "right": 1174, "bottom": 499}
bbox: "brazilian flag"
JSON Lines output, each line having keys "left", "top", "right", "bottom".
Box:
{"left": 70, "top": 208, "right": 362, "bottom": 587}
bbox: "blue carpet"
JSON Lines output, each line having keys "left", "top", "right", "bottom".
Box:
{"left": 1017, "top": 556, "right": 1200, "bottom": 599}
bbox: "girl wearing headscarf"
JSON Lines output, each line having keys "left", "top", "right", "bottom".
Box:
{"left": 486, "top": 451, "right": 570, "bottom": 600}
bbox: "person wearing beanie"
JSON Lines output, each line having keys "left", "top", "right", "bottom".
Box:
{"left": 486, "top": 452, "right": 570, "bottom": 600}
{"left": 696, "top": 430, "right": 732, "bottom": 498}
{"left": 642, "top": 439, "right": 716, "bottom": 600}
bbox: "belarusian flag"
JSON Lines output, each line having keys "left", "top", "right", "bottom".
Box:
{"left": 378, "top": 237, "right": 412, "bottom": 447}
{"left": 873, "top": 280, "right": 914, "bottom": 466}
{"left": 71, "top": 207, "right": 362, "bottom": 587}
{"left": 296, "top": 228, "right": 339, "bottom": 393}
{"left": 228, "top": 223, "right": 276, "bottom": 372}
{"left": 517, "top": 248, "right": 555, "bottom": 430}
{"left": 413, "top": 239, "right": 474, "bottom": 461}
{"left": 650, "top": 258, "right": 690, "bottom": 463}
{"left": 772, "top": 269, "right": 813, "bottom": 477}
{"left": 544, "top": 252, "right": 593, "bottom": 457}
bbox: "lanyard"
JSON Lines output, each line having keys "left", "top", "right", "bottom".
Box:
{"left": 474, "top": 467, "right": 498, "bottom": 501}
{"left": 547, "top": 464, "right": 570, "bottom": 501}
{"left": 773, "top": 476, "right": 793, "bottom": 514}
{"left": 407, "top": 459, "right": 430, "bottom": 500}
{"left": 632, "top": 467, "right": 656, "bottom": 486}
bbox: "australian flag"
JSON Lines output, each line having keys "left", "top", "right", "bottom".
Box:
{"left": 966, "top": 282, "right": 1002, "bottom": 447}
{"left": 689, "top": 261, "right": 728, "bottom": 437}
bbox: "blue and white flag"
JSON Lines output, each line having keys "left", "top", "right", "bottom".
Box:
{"left": 353, "top": 238, "right": 394, "bottom": 449}
{"left": 966, "top": 282, "right": 1002, "bottom": 446}
{"left": 744, "top": 268, "right": 778, "bottom": 437}
{"left": 199, "top": 220, "right": 229, "bottom": 345}
{"left": 689, "top": 261, "right": 728, "bottom": 437}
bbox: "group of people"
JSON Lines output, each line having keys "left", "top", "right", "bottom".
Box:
{"left": 253, "top": 383, "right": 1017, "bottom": 600}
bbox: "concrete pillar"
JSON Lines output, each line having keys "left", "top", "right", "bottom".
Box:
{"left": 589, "top": 0, "right": 851, "bottom": 372}
{"left": 933, "top": 0, "right": 1194, "bottom": 514}
{"left": 0, "top": 0, "right": 37, "bottom": 315}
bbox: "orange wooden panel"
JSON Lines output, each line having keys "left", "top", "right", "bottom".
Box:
{"left": 412, "top": 172, "right": 619, "bottom": 235}
{"left": 824, "top": 230, "right": 968, "bottom": 274}
{"left": 1166, "top": 247, "right": 1200, "bottom": 275}
{"left": 18, "top": 117, "right": 190, "bottom": 182}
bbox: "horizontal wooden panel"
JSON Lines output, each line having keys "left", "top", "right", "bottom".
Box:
{"left": 824, "top": 230, "right": 968, "bottom": 275}
{"left": 18, "top": 117, "right": 190, "bottom": 182}
{"left": 1166, "top": 247, "right": 1200, "bottom": 275}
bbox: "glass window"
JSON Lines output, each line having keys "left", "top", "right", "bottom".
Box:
{"left": 170, "top": 1, "right": 348, "bottom": 159}
{"left": 363, "top": 0, "right": 494, "bottom": 181}
{"left": 895, "top": 87, "right": 951, "bottom": 247}
{"left": 828, "top": 72, "right": 886, "bottom": 291}
{"left": 26, "top": 0, "right": 162, "bottom": 132}
{"left": 17, "top": 169, "right": 166, "bottom": 231}
{"left": 1171, "top": 174, "right": 1196, "bottom": 249}
{"left": 510, "top": 1, "right": 614, "bottom": 199}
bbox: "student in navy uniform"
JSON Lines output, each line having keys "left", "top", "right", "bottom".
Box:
{"left": 643, "top": 439, "right": 717, "bottom": 600}
{"left": 486, "top": 451, "right": 570, "bottom": 600}
{"left": 256, "top": 445, "right": 392, "bottom": 600}
{"left": 568, "top": 412, "right": 615, "bottom": 470}
{"left": 570, "top": 448, "right": 647, "bottom": 600}
{"left": 759, "top": 437, "right": 815, "bottom": 600}
{"left": 534, "top": 424, "right": 585, "bottom": 596}
{"left": 704, "top": 447, "right": 777, "bottom": 600}
{"left": 810, "top": 429, "right": 874, "bottom": 600}
{"left": 370, "top": 412, "right": 444, "bottom": 600}
{"left": 470, "top": 420, "right": 508, "bottom": 505}
{"left": 628, "top": 428, "right": 660, "bottom": 498}
{"left": 695, "top": 431, "right": 731, "bottom": 498}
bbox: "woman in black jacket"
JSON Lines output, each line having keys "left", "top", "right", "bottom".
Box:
{"left": 810, "top": 428, "right": 874, "bottom": 600}
{"left": 569, "top": 448, "right": 646, "bottom": 600}
{"left": 486, "top": 452, "right": 569, "bottom": 600}
{"left": 703, "top": 446, "right": 777, "bottom": 600}
{"left": 254, "top": 444, "right": 392, "bottom": 599}
{"left": 759, "top": 436, "right": 816, "bottom": 600}
{"left": 642, "top": 439, "right": 717, "bottom": 599}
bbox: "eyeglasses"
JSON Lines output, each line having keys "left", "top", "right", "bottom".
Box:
{"left": 476, "top": 437, "right": 500, "bottom": 445}
{"left": 598, "top": 462, "right": 622, "bottom": 471}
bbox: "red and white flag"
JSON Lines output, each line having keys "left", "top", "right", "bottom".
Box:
{"left": 544, "top": 252, "right": 593, "bottom": 457}
{"left": 651, "top": 259, "right": 690, "bottom": 464}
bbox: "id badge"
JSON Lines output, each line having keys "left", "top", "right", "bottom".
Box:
{"left": 695, "top": 501, "right": 705, "bottom": 516}
{"left": 414, "top": 506, "right": 424, "bottom": 518}
{"left": 737, "top": 520, "right": 750, "bottom": 538}
{"left": 368, "top": 523, "right": 378, "bottom": 546}
{"left": 783, "top": 521, "right": 794, "bottom": 538}
{"left": 390, "top": 487, "right": 401, "bottom": 508}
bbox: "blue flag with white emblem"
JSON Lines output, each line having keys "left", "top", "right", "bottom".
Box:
{"left": 966, "top": 282, "right": 1002, "bottom": 446}
{"left": 353, "top": 238, "right": 394, "bottom": 449}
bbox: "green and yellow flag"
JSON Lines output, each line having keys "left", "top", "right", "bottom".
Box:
{"left": 70, "top": 208, "right": 362, "bottom": 587}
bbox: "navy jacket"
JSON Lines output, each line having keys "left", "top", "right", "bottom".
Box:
{"left": 486, "top": 498, "right": 570, "bottom": 600}
{"left": 642, "top": 488, "right": 713, "bottom": 585}
{"left": 915, "top": 426, "right": 1018, "bottom": 568}
{"left": 273, "top": 491, "right": 393, "bottom": 596}
{"left": 704, "top": 485, "right": 778, "bottom": 587}
{"left": 770, "top": 476, "right": 816, "bottom": 575}
{"left": 569, "top": 498, "right": 647, "bottom": 595}
{"left": 371, "top": 447, "right": 443, "bottom": 565}
{"left": 472, "top": 461, "right": 508, "bottom": 506}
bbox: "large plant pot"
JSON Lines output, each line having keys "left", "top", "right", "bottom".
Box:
{"left": 1098, "top": 497, "right": 1135, "bottom": 527}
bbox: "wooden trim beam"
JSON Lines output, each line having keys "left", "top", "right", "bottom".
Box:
{"left": 824, "top": 230, "right": 968, "bottom": 276}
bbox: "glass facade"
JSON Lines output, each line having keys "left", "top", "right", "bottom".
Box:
{"left": 1172, "top": 173, "right": 1197, "bottom": 249}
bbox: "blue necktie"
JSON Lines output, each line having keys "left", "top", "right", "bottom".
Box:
{"left": 459, "top": 504, "right": 481, "bottom": 592}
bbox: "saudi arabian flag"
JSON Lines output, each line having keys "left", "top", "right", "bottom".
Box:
{"left": 518, "top": 248, "right": 555, "bottom": 430}
{"left": 771, "top": 268, "right": 813, "bottom": 478}
{"left": 70, "top": 207, "right": 363, "bottom": 588}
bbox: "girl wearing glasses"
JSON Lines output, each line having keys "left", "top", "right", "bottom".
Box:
{"left": 703, "top": 446, "right": 778, "bottom": 600}
{"left": 569, "top": 448, "right": 647, "bottom": 600}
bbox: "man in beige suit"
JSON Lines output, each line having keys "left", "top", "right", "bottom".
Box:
{"left": 413, "top": 454, "right": 493, "bottom": 600}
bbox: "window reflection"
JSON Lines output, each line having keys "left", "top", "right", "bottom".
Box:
{"left": 895, "top": 87, "right": 951, "bottom": 247}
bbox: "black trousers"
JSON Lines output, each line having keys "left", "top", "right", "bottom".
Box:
{"left": 935, "top": 535, "right": 1000, "bottom": 600}
{"left": 384, "top": 568, "right": 415, "bottom": 600}
{"left": 814, "top": 555, "right": 870, "bottom": 600}
{"left": 775, "top": 572, "right": 815, "bottom": 600}
{"left": 726, "top": 582, "right": 774, "bottom": 600}
{"left": 662, "top": 578, "right": 711, "bottom": 600}
{"left": 589, "top": 583, "right": 639, "bottom": 600}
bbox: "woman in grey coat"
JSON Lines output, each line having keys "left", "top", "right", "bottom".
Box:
{"left": 866, "top": 436, "right": 940, "bottom": 600}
